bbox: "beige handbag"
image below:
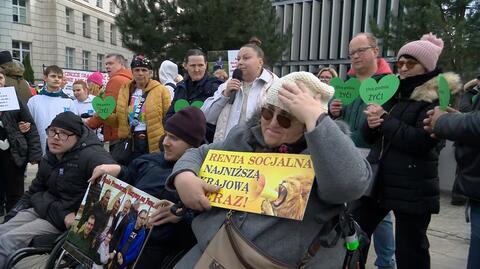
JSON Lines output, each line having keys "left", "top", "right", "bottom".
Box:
{"left": 194, "top": 211, "right": 322, "bottom": 269}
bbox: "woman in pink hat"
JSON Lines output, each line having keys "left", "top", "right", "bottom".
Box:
{"left": 87, "top": 71, "right": 104, "bottom": 96}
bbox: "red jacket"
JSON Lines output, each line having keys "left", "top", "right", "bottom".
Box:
{"left": 87, "top": 69, "right": 132, "bottom": 141}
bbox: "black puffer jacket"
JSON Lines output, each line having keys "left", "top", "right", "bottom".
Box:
{"left": 434, "top": 92, "right": 480, "bottom": 201}
{"left": 165, "top": 74, "right": 222, "bottom": 142}
{"left": 363, "top": 70, "right": 462, "bottom": 215}
{"left": 0, "top": 97, "right": 42, "bottom": 166}
{"left": 21, "top": 125, "right": 115, "bottom": 230}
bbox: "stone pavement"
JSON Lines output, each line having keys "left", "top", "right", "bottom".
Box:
{"left": 2, "top": 164, "right": 471, "bottom": 269}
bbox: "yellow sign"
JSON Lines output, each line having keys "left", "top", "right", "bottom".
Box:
{"left": 199, "top": 150, "right": 315, "bottom": 220}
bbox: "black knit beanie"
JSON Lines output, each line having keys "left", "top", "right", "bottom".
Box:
{"left": 130, "top": 54, "right": 153, "bottom": 70}
{"left": 0, "top": 51, "right": 12, "bottom": 66}
{"left": 49, "top": 111, "right": 83, "bottom": 136}
{"left": 164, "top": 107, "right": 206, "bottom": 147}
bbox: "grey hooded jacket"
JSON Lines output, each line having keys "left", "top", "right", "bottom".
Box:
{"left": 166, "top": 113, "right": 371, "bottom": 268}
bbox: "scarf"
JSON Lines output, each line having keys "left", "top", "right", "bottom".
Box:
{"left": 39, "top": 87, "right": 70, "bottom": 98}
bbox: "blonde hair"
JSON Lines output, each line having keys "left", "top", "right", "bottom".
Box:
{"left": 317, "top": 67, "right": 338, "bottom": 79}
{"left": 213, "top": 69, "right": 228, "bottom": 81}
{"left": 88, "top": 82, "right": 102, "bottom": 96}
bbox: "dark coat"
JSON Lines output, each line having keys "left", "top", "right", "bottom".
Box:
{"left": 21, "top": 126, "right": 115, "bottom": 230}
{"left": 0, "top": 97, "right": 42, "bottom": 166}
{"left": 434, "top": 93, "right": 480, "bottom": 201}
{"left": 165, "top": 74, "right": 222, "bottom": 142}
{"left": 363, "top": 70, "right": 462, "bottom": 215}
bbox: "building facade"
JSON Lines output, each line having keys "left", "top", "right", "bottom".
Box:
{"left": 0, "top": 0, "right": 131, "bottom": 82}
{"left": 272, "top": 0, "right": 400, "bottom": 77}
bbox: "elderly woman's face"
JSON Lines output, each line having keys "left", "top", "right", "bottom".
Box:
{"left": 260, "top": 105, "right": 304, "bottom": 147}
{"left": 396, "top": 56, "right": 427, "bottom": 79}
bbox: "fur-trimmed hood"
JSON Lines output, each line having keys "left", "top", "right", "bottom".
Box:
{"left": 1, "top": 60, "right": 25, "bottom": 77}
{"left": 463, "top": 78, "right": 479, "bottom": 91}
{"left": 410, "top": 72, "right": 462, "bottom": 102}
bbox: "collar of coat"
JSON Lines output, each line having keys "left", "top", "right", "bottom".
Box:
{"left": 407, "top": 71, "right": 462, "bottom": 103}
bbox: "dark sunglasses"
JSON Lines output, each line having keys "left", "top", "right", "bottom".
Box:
{"left": 396, "top": 60, "right": 419, "bottom": 70}
{"left": 261, "top": 106, "right": 292, "bottom": 129}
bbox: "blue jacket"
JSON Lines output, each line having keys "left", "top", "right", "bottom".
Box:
{"left": 116, "top": 222, "right": 146, "bottom": 268}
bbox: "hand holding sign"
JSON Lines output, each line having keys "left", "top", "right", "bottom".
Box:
{"left": 359, "top": 74, "right": 400, "bottom": 106}
{"left": 92, "top": 96, "right": 116, "bottom": 120}
{"left": 173, "top": 99, "right": 204, "bottom": 113}
{"left": 438, "top": 74, "right": 451, "bottom": 111}
{"left": 331, "top": 77, "right": 361, "bottom": 105}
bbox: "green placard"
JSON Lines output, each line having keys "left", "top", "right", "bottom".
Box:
{"left": 174, "top": 99, "right": 204, "bottom": 112}
{"left": 331, "top": 77, "right": 361, "bottom": 105}
{"left": 359, "top": 74, "right": 400, "bottom": 106}
{"left": 438, "top": 74, "right": 451, "bottom": 111}
{"left": 92, "top": 96, "right": 116, "bottom": 120}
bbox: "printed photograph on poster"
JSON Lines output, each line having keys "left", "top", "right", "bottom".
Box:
{"left": 62, "top": 174, "right": 161, "bottom": 269}
{"left": 198, "top": 150, "right": 315, "bottom": 220}
{"left": 207, "top": 50, "right": 239, "bottom": 78}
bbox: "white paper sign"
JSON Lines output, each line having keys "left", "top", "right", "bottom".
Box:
{"left": 0, "top": 87, "right": 20, "bottom": 112}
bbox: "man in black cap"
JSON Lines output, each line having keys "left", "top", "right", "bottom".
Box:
{"left": 0, "top": 50, "right": 32, "bottom": 104}
{"left": 0, "top": 112, "right": 115, "bottom": 267}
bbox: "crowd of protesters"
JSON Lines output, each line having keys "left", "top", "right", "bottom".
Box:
{"left": 0, "top": 31, "right": 478, "bottom": 269}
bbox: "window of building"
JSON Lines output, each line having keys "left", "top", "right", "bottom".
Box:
{"left": 96, "top": 0, "right": 102, "bottom": 8}
{"left": 82, "top": 51, "right": 90, "bottom": 70}
{"left": 12, "top": 40, "right": 30, "bottom": 62}
{"left": 110, "top": 24, "right": 117, "bottom": 45}
{"left": 66, "top": 47, "right": 75, "bottom": 68}
{"left": 97, "top": 19, "right": 104, "bottom": 41}
{"left": 82, "top": 14, "right": 91, "bottom": 37}
{"left": 109, "top": 1, "right": 115, "bottom": 13}
{"left": 97, "top": 54, "right": 104, "bottom": 71}
{"left": 66, "top": 7, "right": 74, "bottom": 33}
{"left": 12, "top": 0, "right": 27, "bottom": 23}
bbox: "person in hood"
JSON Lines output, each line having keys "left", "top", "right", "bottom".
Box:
{"left": 105, "top": 55, "right": 171, "bottom": 162}
{"left": 165, "top": 49, "right": 223, "bottom": 142}
{"left": 166, "top": 72, "right": 370, "bottom": 269}
{"left": 0, "top": 51, "right": 32, "bottom": 105}
{"left": 159, "top": 60, "right": 178, "bottom": 101}
{"left": 355, "top": 33, "right": 462, "bottom": 269}
{"left": 0, "top": 112, "right": 115, "bottom": 267}
{"left": 87, "top": 53, "right": 133, "bottom": 150}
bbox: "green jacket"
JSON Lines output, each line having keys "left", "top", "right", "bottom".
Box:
{"left": 339, "top": 73, "right": 391, "bottom": 148}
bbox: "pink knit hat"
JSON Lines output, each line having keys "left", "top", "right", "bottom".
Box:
{"left": 397, "top": 33, "right": 444, "bottom": 72}
{"left": 87, "top": 71, "right": 104, "bottom": 86}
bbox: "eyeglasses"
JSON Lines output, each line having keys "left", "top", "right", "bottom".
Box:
{"left": 46, "top": 128, "right": 75, "bottom": 141}
{"left": 261, "top": 106, "right": 292, "bottom": 129}
{"left": 348, "top": 46, "right": 374, "bottom": 57}
{"left": 396, "top": 60, "right": 419, "bottom": 70}
{"left": 318, "top": 76, "right": 332, "bottom": 82}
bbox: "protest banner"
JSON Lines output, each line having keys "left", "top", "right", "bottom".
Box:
{"left": 207, "top": 50, "right": 239, "bottom": 78}
{"left": 198, "top": 150, "right": 315, "bottom": 220}
{"left": 0, "top": 87, "right": 20, "bottom": 112}
{"left": 63, "top": 174, "right": 160, "bottom": 269}
{"left": 62, "top": 69, "right": 109, "bottom": 99}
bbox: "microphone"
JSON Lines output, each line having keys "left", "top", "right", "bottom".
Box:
{"left": 229, "top": 69, "right": 243, "bottom": 104}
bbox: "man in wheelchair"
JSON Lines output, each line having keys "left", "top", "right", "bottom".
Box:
{"left": 0, "top": 112, "right": 115, "bottom": 268}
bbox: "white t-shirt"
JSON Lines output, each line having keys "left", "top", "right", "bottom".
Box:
{"left": 129, "top": 88, "right": 147, "bottom": 132}
{"left": 27, "top": 94, "right": 73, "bottom": 154}
{"left": 70, "top": 94, "right": 95, "bottom": 117}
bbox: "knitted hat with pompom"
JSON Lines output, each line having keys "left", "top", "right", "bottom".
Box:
{"left": 397, "top": 33, "right": 444, "bottom": 72}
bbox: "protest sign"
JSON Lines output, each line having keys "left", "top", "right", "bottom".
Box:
{"left": 359, "top": 74, "right": 400, "bottom": 105}
{"left": 62, "top": 69, "right": 108, "bottom": 99}
{"left": 438, "top": 74, "right": 451, "bottom": 111}
{"left": 207, "top": 50, "right": 239, "bottom": 78}
{"left": 198, "top": 150, "right": 315, "bottom": 220}
{"left": 63, "top": 174, "right": 160, "bottom": 269}
{"left": 0, "top": 87, "right": 20, "bottom": 112}
{"left": 92, "top": 96, "right": 116, "bottom": 119}
{"left": 331, "top": 77, "right": 361, "bottom": 105}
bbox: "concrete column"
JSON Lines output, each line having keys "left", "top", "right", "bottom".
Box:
{"left": 387, "top": 0, "right": 400, "bottom": 56}
{"left": 376, "top": 0, "right": 387, "bottom": 54}
{"left": 340, "top": 0, "right": 352, "bottom": 59}
{"left": 352, "top": 0, "right": 363, "bottom": 35}
{"left": 309, "top": 0, "right": 321, "bottom": 60}
{"left": 364, "top": 0, "right": 375, "bottom": 32}
{"left": 290, "top": 3, "right": 302, "bottom": 61}
{"left": 329, "top": 0, "right": 340, "bottom": 59}
{"left": 319, "top": 0, "right": 331, "bottom": 59}
{"left": 282, "top": 4, "right": 293, "bottom": 61}
{"left": 299, "top": 1, "right": 311, "bottom": 60}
